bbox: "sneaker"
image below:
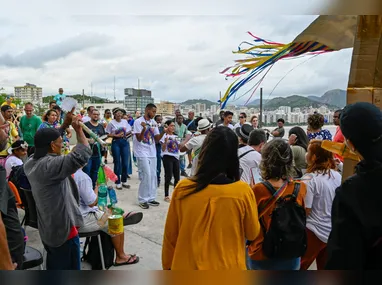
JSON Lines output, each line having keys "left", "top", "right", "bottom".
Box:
{"left": 139, "top": 203, "right": 149, "bottom": 209}
{"left": 148, "top": 201, "right": 160, "bottom": 207}
{"left": 126, "top": 175, "right": 131, "bottom": 179}
{"left": 181, "top": 171, "right": 188, "bottom": 177}
{"left": 122, "top": 183, "right": 130, "bottom": 189}
{"left": 116, "top": 184, "right": 122, "bottom": 190}
{"left": 187, "top": 163, "right": 192, "bottom": 169}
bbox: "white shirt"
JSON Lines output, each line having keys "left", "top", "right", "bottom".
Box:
{"left": 5, "top": 155, "right": 23, "bottom": 179}
{"left": 132, "top": 116, "right": 160, "bottom": 158}
{"left": 82, "top": 115, "right": 91, "bottom": 123}
{"left": 303, "top": 169, "right": 342, "bottom": 243}
{"left": 238, "top": 145, "right": 262, "bottom": 185}
{"left": 218, "top": 123, "right": 234, "bottom": 130}
{"left": 185, "top": 133, "right": 207, "bottom": 175}
{"left": 105, "top": 119, "right": 132, "bottom": 137}
{"left": 73, "top": 169, "right": 98, "bottom": 216}
{"left": 160, "top": 134, "right": 180, "bottom": 159}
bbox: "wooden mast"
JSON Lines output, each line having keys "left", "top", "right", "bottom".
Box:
{"left": 342, "top": 15, "right": 382, "bottom": 181}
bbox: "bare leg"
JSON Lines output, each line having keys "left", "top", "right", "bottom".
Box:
{"left": 111, "top": 232, "right": 137, "bottom": 264}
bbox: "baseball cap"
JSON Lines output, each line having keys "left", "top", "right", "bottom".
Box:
{"left": 33, "top": 128, "right": 61, "bottom": 159}
{"left": 1, "top": 105, "right": 13, "bottom": 112}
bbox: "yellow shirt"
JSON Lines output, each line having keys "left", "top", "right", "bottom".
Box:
{"left": 1, "top": 102, "right": 17, "bottom": 109}
{"left": 0, "top": 122, "right": 18, "bottom": 156}
{"left": 162, "top": 178, "right": 260, "bottom": 270}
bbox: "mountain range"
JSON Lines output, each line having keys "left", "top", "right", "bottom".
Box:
{"left": 249, "top": 89, "right": 346, "bottom": 110}
{"left": 181, "top": 89, "right": 346, "bottom": 110}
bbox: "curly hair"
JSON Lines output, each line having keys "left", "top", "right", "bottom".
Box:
{"left": 307, "top": 113, "right": 325, "bottom": 131}
{"left": 306, "top": 140, "right": 336, "bottom": 176}
{"left": 260, "top": 139, "right": 294, "bottom": 180}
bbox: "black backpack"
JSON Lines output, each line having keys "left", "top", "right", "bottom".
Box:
{"left": 82, "top": 231, "right": 115, "bottom": 270}
{"left": 259, "top": 181, "right": 307, "bottom": 259}
{"left": 8, "top": 164, "right": 31, "bottom": 190}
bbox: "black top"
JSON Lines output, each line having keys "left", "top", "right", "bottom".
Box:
{"left": 84, "top": 121, "right": 106, "bottom": 157}
{"left": 184, "top": 119, "right": 197, "bottom": 132}
{"left": 326, "top": 160, "right": 382, "bottom": 269}
{"left": 0, "top": 166, "right": 24, "bottom": 268}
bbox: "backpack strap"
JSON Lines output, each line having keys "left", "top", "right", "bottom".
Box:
{"left": 292, "top": 181, "right": 301, "bottom": 198}
{"left": 81, "top": 236, "right": 91, "bottom": 261}
{"left": 239, "top": 149, "right": 255, "bottom": 159}
{"left": 258, "top": 180, "right": 290, "bottom": 218}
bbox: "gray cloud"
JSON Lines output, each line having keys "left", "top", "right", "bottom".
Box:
{"left": 0, "top": 33, "right": 112, "bottom": 68}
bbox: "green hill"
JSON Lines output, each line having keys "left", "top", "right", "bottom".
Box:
{"left": 181, "top": 99, "right": 218, "bottom": 109}
{"left": 249, "top": 95, "right": 339, "bottom": 110}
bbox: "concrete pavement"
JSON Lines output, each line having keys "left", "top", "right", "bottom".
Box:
{"left": 22, "top": 156, "right": 316, "bottom": 270}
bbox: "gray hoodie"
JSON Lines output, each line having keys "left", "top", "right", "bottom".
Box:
{"left": 24, "top": 143, "right": 92, "bottom": 247}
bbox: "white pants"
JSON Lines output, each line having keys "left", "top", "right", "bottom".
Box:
{"left": 137, "top": 157, "right": 157, "bottom": 203}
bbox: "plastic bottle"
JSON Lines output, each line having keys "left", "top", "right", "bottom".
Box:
{"left": 104, "top": 165, "right": 118, "bottom": 182}
{"left": 108, "top": 186, "right": 118, "bottom": 205}
{"left": 98, "top": 184, "right": 108, "bottom": 210}
{"left": 111, "top": 206, "right": 125, "bottom": 216}
{"left": 98, "top": 167, "right": 107, "bottom": 184}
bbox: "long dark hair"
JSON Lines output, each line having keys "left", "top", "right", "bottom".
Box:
{"left": 182, "top": 126, "right": 240, "bottom": 197}
{"left": 289, "top": 126, "right": 309, "bottom": 151}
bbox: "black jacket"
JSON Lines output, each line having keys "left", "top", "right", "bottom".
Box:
{"left": 326, "top": 160, "right": 382, "bottom": 269}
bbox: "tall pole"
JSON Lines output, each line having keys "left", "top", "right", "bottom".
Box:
{"left": 342, "top": 15, "right": 382, "bottom": 181}
{"left": 259, "top": 87, "right": 263, "bottom": 128}
{"left": 113, "top": 76, "right": 116, "bottom": 101}
{"left": 219, "top": 91, "right": 222, "bottom": 109}
{"left": 90, "top": 82, "right": 93, "bottom": 103}
{"left": 82, "top": 89, "right": 85, "bottom": 109}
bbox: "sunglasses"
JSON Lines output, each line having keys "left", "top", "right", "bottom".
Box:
{"left": 239, "top": 116, "right": 244, "bottom": 119}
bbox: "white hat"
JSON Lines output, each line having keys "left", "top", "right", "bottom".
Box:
{"left": 197, "top": 119, "right": 212, "bottom": 131}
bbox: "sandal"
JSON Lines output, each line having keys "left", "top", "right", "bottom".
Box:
{"left": 114, "top": 254, "right": 140, "bottom": 267}
{"left": 164, "top": 197, "right": 171, "bottom": 203}
{"left": 123, "top": 211, "right": 143, "bottom": 226}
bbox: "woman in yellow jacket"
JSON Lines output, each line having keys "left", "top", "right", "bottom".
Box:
{"left": 162, "top": 126, "right": 260, "bottom": 270}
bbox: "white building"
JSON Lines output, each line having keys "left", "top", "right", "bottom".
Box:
{"left": 278, "top": 106, "right": 292, "bottom": 114}
{"left": 14, "top": 83, "right": 43, "bottom": 105}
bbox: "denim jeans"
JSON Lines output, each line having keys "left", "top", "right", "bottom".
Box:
{"left": 44, "top": 235, "right": 81, "bottom": 270}
{"left": 250, "top": 257, "right": 301, "bottom": 270}
{"left": 137, "top": 157, "right": 157, "bottom": 203}
{"left": 111, "top": 138, "right": 130, "bottom": 184}
{"left": 179, "top": 154, "right": 186, "bottom": 172}
{"left": 83, "top": 155, "right": 101, "bottom": 189}
{"left": 126, "top": 140, "right": 132, "bottom": 175}
{"left": 155, "top": 143, "right": 162, "bottom": 182}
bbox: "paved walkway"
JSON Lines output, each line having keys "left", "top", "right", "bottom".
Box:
{"left": 23, "top": 156, "right": 316, "bottom": 270}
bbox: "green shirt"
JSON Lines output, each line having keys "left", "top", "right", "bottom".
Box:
{"left": 20, "top": 115, "right": 42, "bottom": 146}
{"left": 175, "top": 123, "right": 187, "bottom": 139}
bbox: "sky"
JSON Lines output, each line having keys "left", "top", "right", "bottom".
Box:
{"left": 0, "top": 0, "right": 353, "bottom": 104}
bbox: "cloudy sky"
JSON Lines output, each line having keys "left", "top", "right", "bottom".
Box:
{"left": 0, "top": 0, "right": 353, "bottom": 104}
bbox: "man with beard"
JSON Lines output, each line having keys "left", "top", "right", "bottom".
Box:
{"left": 83, "top": 109, "right": 106, "bottom": 189}
{"left": 0, "top": 112, "right": 24, "bottom": 269}
{"left": 133, "top": 104, "right": 166, "bottom": 209}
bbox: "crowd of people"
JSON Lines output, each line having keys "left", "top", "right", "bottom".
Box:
{"left": 0, "top": 91, "right": 381, "bottom": 271}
